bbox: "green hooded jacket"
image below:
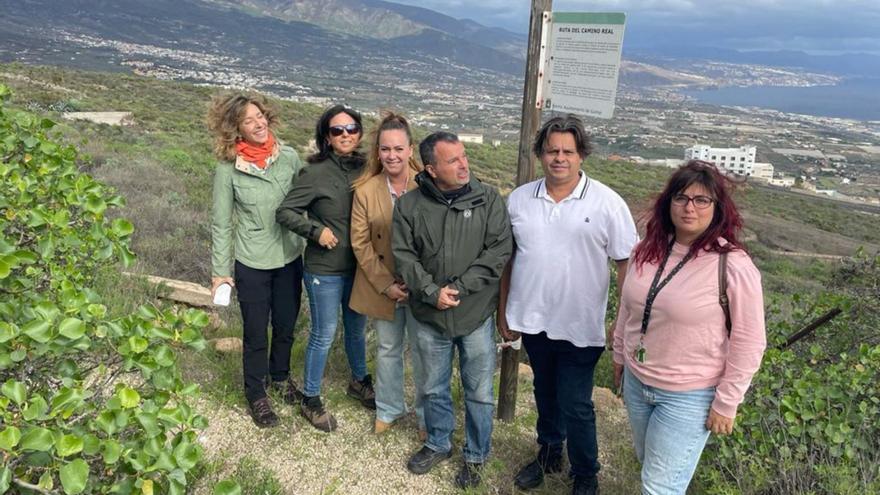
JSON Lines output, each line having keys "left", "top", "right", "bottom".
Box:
{"left": 392, "top": 171, "right": 512, "bottom": 338}
{"left": 211, "top": 145, "right": 306, "bottom": 277}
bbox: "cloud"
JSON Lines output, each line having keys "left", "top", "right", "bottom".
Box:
{"left": 388, "top": 0, "right": 880, "bottom": 54}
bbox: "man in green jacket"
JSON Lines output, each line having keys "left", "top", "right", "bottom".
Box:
{"left": 392, "top": 131, "right": 512, "bottom": 489}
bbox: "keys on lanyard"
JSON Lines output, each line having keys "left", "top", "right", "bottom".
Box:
{"left": 633, "top": 339, "right": 646, "bottom": 363}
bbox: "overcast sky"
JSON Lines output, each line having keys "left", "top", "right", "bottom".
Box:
{"left": 390, "top": 0, "right": 880, "bottom": 55}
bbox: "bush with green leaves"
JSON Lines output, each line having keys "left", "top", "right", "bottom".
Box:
{"left": 0, "top": 84, "right": 209, "bottom": 494}
{"left": 697, "top": 260, "right": 880, "bottom": 494}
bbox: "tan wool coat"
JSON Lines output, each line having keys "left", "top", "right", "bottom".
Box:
{"left": 349, "top": 171, "right": 418, "bottom": 320}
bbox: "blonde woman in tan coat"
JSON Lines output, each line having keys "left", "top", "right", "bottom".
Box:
{"left": 350, "top": 112, "right": 425, "bottom": 436}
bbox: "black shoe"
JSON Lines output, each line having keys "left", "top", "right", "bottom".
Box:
{"left": 248, "top": 397, "right": 279, "bottom": 428}
{"left": 347, "top": 374, "right": 376, "bottom": 409}
{"left": 271, "top": 377, "right": 305, "bottom": 405}
{"left": 455, "top": 462, "right": 483, "bottom": 489}
{"left": 514, "top": 453, "right": 563, "bottom": 490}
{"left": 407, "top": 446, "right": 452, "bottom": 475}
{"left": 571, "top": 475, "right": 599, "bottom": 495}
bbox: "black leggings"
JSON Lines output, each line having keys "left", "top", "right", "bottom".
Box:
{"left": 234, "top": 257, "right": 303, "bottom": 403}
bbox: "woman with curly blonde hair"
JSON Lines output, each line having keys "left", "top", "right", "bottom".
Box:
{"left": 208, "top": 93, "right": 305, "bottom": 428}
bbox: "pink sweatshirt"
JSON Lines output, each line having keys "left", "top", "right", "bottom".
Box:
{"left": 613, "top": 240, "right": 766, "bottom": 417}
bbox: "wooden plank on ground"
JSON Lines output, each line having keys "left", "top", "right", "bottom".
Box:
{"left": 122, "top": 272, "right": 212, "bottom": 307}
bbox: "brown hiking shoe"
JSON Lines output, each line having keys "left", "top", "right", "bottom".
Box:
{"left": 248, "top": 397, "right": 279, "bottom": 428}
{"left": 347, "top": 374, "right": 376, "bottom": 409}
{"left": 271, "top": 377, "right": 305, "bottom": 405}
{"left": 300, "top": 395, "right": 337, "bottom": 432}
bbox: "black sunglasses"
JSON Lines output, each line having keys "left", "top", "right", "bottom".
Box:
{"left": 328, "top": 123, "right": 361, "bottom": 137}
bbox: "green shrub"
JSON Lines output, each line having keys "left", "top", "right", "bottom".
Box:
{"left": 699, "top": 343, "right": 880, "bottom": 494}
{"left": 0, "top": 84, "right": 208, "bottom": 494}
{"left": 697, "top": 265, "right": 880, "bottom": 494}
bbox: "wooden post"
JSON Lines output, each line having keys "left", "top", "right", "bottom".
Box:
{"left": 497, "top": 0, "right": 552, "bottom": 423}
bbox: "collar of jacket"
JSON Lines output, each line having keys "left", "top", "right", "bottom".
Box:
{"left": 329, "top": 151, "right": 365, "bottom": 171}
{"left": 234, "top": 140, "right": 283, "bottom": 179}
{"left": 415, "top": 170, "right": 487, "bottom": 211}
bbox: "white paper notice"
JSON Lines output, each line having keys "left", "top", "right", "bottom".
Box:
{"left": 543, "top": 12, "right": 626, "bottom": 120}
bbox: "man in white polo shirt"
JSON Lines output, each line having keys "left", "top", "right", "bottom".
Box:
{"left": 498, "top": 115, "right": 637, "bottom": 495}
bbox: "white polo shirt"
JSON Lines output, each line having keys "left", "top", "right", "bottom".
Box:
{"left": 505, "top": 172, "right": 638, "bottom": 347}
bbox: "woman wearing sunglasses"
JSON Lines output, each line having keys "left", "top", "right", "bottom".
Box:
{"left": 276, "top": 104, "right": 374, "bottom": 432}
{"left": 349, "top": 112, "right": 426, "bottom": 438}
{"left": 612, "top": 160, "right": 766, "bottom": 494}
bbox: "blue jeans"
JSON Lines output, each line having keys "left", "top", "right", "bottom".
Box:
{"left": 302, "top": 271, "right": 368, "bottom": 397}
{"left": 375, "top": 306, "right": 425, "bottom": 426}
{"left": 623, "top": 367, "right": 715, "bottom": 495}
{"left": 522, "top": 331, "right": 605, "bottom": 479}
{"left": 417, "top": 317, "right": 496, "bottom": 464}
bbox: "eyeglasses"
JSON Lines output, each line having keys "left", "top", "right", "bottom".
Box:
{"left": 671, "top": 194, "right": 715, "bottom": 209}
{"left": 328, "top": 123, "right": 361, "bottom": 137}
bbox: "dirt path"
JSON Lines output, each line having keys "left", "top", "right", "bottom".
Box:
{"left": 190, "top": 371, "right": 639, "bottom": 494}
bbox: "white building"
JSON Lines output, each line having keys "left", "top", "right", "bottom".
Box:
{"left": 458, "top": 133, "right": 484, "bottom": 144}
{"left": 769, "top": 176, "right": 795, "bottom": 187}
{"left": 751, "top": 162, "right": 775, "bottom": 181}
{"left": 684, "top": 144, "right": 757, "bottom": 176}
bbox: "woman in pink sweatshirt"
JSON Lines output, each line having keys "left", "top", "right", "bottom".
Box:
{"left": 613, "top": 160, "right": 766, "bottom": 494}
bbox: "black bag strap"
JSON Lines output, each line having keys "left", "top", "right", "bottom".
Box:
{"left": 719, "top": 251, "right": 731, "bottom": 336}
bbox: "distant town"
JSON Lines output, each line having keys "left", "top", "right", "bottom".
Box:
{"left": 5, "top": 28, "right": 879, "bottom": 207}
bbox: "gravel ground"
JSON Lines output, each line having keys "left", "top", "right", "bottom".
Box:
{"left": 189, "top": 369, "right": 639, "bottom": 495}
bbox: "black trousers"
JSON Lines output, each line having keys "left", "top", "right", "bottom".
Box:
{"left": 522, "top": 331, "right": 605, "bottom": 479}
{"left": 234, "top": 257, "right": 303, "bottom": 403}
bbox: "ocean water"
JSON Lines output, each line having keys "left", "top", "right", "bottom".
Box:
{"left": 681, "top": 78, "right": 880, "bottom": 122}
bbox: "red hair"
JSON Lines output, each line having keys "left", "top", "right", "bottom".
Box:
{"left": 633, "top": 160, "right": 745, "bottom": 268}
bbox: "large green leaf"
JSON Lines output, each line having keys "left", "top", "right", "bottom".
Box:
{"left": 83, "top": 195, "right": 107, "bottom": 215}
{"left": 22, "top": 395, "right": 49, "bottom": 421}
{"left": 22, "top": 319, "right": 52, "bottom": 343}
{"left": 1, "top": 380, "right": 25, "bottom": 405}
{"left": 172, "top": 441, "right": 201, "bottom": 471}
{"left": 19, "top": 427, "right": 54, "bottom": 452}
{"left": 102, "top": 439, "right": 122, "bottom": 464}
{"left": 59, "top": 458, "right": 89, "bottom": 494}
{"left": 58, "top": 317, "right": 86, "bottom": 340}
{"left": 111, "top": 218, "right": 135, "bottom": 237}
{"left": 0, "top": 258, "right": 10, "bottom": 279}
{"left": 146, "top": 451, "right": 176, "bottom": 472}
{"left": 0, "top": 426, "right": 21, "bottom": 451}
{"left": 56, "top": 434, "right": 84, "bottom": 457}
{"left": 0, "top": 466, "right": 11, "bottom": 494}
{"left": 118, "top": 387, "right": 141, "bottom": 409}
{"left": 0, "top": 322, "right": 17, "bottom": 343}
{"left": 128, "top": 336, "right": 148, "bottom": 354}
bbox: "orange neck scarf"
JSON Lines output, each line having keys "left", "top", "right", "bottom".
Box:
{"left": 235, "top": 132, "right": 276, "bottom": 169}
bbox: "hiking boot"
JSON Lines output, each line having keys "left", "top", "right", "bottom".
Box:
{"left": 406, "top": 445, "right": 452, "bottom": 475}
{"left": 515, "top": 451, "right": 563, "bottom": 489}
{"left": 271, "top": 377, "right": 305, "bottom": 405}
{"left": 571, "top": 475, "right": 599, "bottom": 495}
{"left": 248, "top": 397, "right": 279, "bottom": 428}
{"left": 455, "top": 462, "right": 483, "bottom": 489}
{"left": 347, "top": 374, "right": 376, "bottom": 409}
{"left": 300, "top": 395, "right": 337, "bottom": 432}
